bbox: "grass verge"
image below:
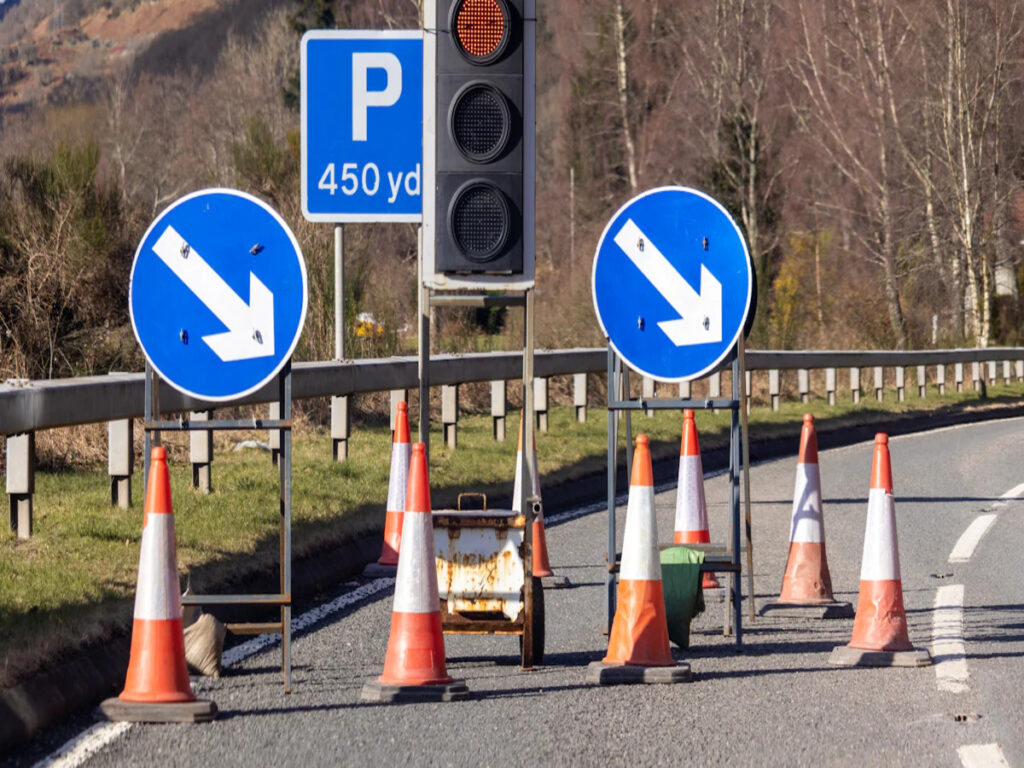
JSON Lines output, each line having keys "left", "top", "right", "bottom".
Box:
{"left": 2, "top": 382, "right": 1023, "bottom": 687}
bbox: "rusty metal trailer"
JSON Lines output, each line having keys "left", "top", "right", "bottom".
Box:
{"left": 433, "top": 493, "right": 543, "bottom": 668}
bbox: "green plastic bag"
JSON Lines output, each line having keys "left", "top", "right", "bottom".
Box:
{"left": 660, "top": 546, "right": 706, "bottom": 649}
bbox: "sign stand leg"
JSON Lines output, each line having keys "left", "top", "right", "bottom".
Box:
{"left": 520, "top": 288, "right": 535, "bottom": 669}
{"left": 738, "top": 340, "right": 755, "bottom": 621}
{"left": 605, "top": 347, "right": 618, "bottom": 634}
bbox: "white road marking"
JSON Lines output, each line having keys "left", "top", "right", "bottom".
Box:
{"left": 31, "top": 723, "right": 132, "bottom": 768}
{"left": 932, "top": 584, "right": 969, "bottom": 694}
{"left": 949, "top": 514, "right": 998, "bottom": 563}
{"left": 958, "top": 743, "right": 1011, "bottom": 768}
{"left": 36, "top": 577, "right": 395, "bottom": 768}
{"left": 1000, "top": 482, "right": 1024, "bottom": 499}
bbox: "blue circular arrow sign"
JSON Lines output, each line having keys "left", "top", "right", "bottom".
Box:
{"left": 130, "top": 189, "right": 308, "bottom": 401}
{"left": 591, "top": 186, "right": 751, "bottom": 382}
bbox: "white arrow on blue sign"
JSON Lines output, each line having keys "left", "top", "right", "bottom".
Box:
{"left": 130, "top": 188, "right": 308, "bottom": 401}
{"left": 591, "top": 186, "right": 752, "bottom": 382}
{"left": 301, "top": 30, "right": 423, "bottom": 223}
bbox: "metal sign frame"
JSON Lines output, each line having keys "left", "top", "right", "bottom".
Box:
{"left": 143, "top": 362, "right": 295, "bottom": 692}
{"left": 604, "top": 348, "right": 746, "bottom": 647}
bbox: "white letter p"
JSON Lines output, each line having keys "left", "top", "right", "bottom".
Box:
{"left": 352, "top": 52, "right": 402, "bottom": 142}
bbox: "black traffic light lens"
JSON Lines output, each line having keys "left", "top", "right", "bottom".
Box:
{"left": 452, "top": 0, "right": 509, "bottom": 63}
{"left": 448, "top": 181, "right": 511, "bottom": 261}
{"left": 449, "top": 83, "right": 511, "bottom": 162}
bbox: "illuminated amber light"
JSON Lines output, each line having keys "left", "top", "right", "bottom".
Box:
{"left": 454, "top": 0, "right": 507, "bottom": 59}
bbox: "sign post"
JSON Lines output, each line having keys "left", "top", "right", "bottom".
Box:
{"left": 130, "top": 188, "right": 307, "bottom": 692}
{"left": 301, "top": 30, "right": 423, "bottom": 459}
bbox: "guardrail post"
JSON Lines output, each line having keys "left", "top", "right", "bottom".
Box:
{"left": 972, "top": 361, "right": 981, "bottom": 391}
{"left": 936, "top": 365, "right": 946, "bottom": 395}
{"left": 442, "top": 384, "right": 459, "bottom": 448}
{"left": 895, "top": 366, "right": 906, "bottom": 401}
{"left": 825, "top": 367, "right": 836, "bottom": 405}
{"left": 987, "top": 360, "right": 997, "bottom": 385}
{"left": 955, "top": 362, "right": 964, "bottom": 392}
{"left": 189, "top": 410, "right": 213, "bottom": 493}
{"left": 873, "top": 366, "right": 884, "bottom": 402}
{"left": 745, "top": 369, "right": 752, "bottom": 413}
{"left": 679, "top": 380, "right": 691, "bottom": 400}
{"left": 917, "top": 365, "right": 927, "bottom": 397}
{"left": 709, "top": 372, "right": 721, "bottom": 412}
{"left": 269, "top": 401, "right": 281, "bottom": 466}
{"left": 573, "top": 373, "right": 587, "bottom": 423}
{"left": 798, "top": 369, "right": 810, "bottom": 403}
{"left": 642, "top": 376, "right": 655, "bottom": 417}
{"left": 769, "top": 369, "right": 780, "bottom": 411}
{"left": 1016, "top": 360, "right": 1024, "bottom": 383}
{"left": 850, "top": 367, "right": 861, "bottom": 403}
{"left": 6, "top": 431, "right": 34, "bottom": 538}
{"left": 534, "top": 377, "right": 549, "bottom": 432}
{"left": 108, "top": 417, "right": 133, "bottom": 508}
{"left": 491, "top": 380, "right": 507, "bottom": 440}
{"left": 331, "top": 395, "right": 349, "bottom": 462}
{"left": 390, "top": 389, "right": 409, "bottom": 434}
{"left": 1003, "top": 360, "right": 1011, "bottom": 385}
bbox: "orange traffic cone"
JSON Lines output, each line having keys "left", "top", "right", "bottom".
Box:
{"left": 759, "top": 415, "right": 853, "bottom": 619}
{"left": 377, "top": 401, "right": 411, "bottom": 566}
{"left": 829, "top": 434, "right": 930, "bottom": 667}
{"left": 673, "top": 410, "right": 721, "bottom": 590}
{"left": 362, "top": 443, "right": 469, "bottom": 702}
{"left": 588, "top": 435, "right": 691, "bottom": 685}
{"left": 513, "top": 415, "right": 569, "bottom": 588}
{"left": 100, "top": 447, "right": 216, "bottom": 722}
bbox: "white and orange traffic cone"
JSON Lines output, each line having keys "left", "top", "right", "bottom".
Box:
{"left": 513, "top": 415, "right": 569, "bottom": 588}
{"left": 362, "top": 443, "right": 469, "bottom": 702}
{"left": 376, "top": 401, "right": 411, "bottom": 567}
{"left": 588, "top": 435, "right": 691, "bottom": 685}
{"left": 829, "top": 434, "right": 930, "bottom": 667}
{"left": 674, "top": 410, "right": 721, "bottom": 590}
{"left": 760, "top": 415, "right": 853, "bottom": 619}
{"left": 101, "top": 446, "right": 216, "bottom": 722}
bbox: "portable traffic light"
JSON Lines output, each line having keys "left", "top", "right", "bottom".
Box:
{"left": 432, "top": 0, "right": 529, "bottom": 277}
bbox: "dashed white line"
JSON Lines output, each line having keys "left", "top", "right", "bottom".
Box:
{"left": 35, "top": 577, "right": 395, "bottom": 768}
{"left": 958, "top": 743, "right": 1011, "bottom": 768}
{"left": 949, "top": 514, "right": 998, "bottom": 564}
{"left": 932, "top": 584, "right": 968, "bottom": 694}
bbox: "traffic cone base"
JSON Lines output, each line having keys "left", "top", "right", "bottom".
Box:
{"left": 104, "top": 446, "right": 215, "bottom": 723}
{"left": 586, "top": 660, "right": 692, "bottom": 685}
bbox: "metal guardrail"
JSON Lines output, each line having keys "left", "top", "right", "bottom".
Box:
{"left": 2, "top": 347, "right": 1024, "bottom": 437}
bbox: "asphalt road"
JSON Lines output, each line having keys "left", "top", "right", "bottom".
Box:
{"left": 25, "top": 416, "right": 1024, "bottom": 767}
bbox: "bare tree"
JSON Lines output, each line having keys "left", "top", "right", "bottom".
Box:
{"left": 789, "top": 0, "right": 913, "bottom": 348}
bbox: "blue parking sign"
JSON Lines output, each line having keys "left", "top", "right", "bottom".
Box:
{"left": 591, "top": 187, "right": 752, "bottom": 382}
{"left": 301, "top": 31, "right": 423, "bottom": 222}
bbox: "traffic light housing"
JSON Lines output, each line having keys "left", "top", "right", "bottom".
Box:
{"left": 432, "top": 0, "right": 528, "bottom": 277}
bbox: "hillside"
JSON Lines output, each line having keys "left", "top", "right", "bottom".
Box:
{"left": 0, "top": 0, "right": 283, "bottom": 113}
